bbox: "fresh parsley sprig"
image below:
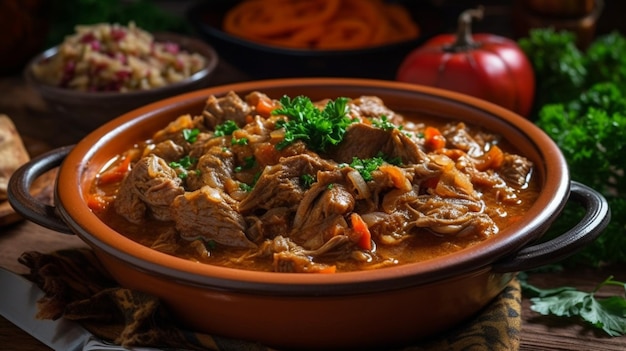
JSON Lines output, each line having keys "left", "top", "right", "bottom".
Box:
{"left": 169, "top": 155, "right": 197, "bottom": 179}
{"left": 182, "top": 128, "right": 200, "bottom": 143}
{"left": 371, "top": 115, "right": 399, "bottom": 131}
{"left": 214, "top": 120, "right": 239, "bottom": 136}
{"left": 272, "top": 95, "right": 353, "bottom": 152}
{"left": 521, "top": 275, "right": 626, "bottom": 336}
{"left": 348, "top": 152, "right": 401, "bottom": 181}
{"left": 349, "top": 156, "right": 385, "bottom": 181}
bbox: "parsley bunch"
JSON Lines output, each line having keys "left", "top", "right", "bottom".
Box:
{"left": 535, "top": 83, "right": 626, "bottom": 266}
{"left": 519, "top": 29, "right": 626, "bottom": 266}
{"left": 273, "top": 95, "right": 353, "bottom": 152}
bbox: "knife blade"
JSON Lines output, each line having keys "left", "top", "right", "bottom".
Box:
{"left": 0, "top": 267, "right": 163, "bottom": 351}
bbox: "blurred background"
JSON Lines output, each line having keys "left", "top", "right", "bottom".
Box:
{"left": 1, "top": 0, "right": 623, "bottom": 77}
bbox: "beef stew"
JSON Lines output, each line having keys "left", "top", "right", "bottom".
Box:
{"left": 88, "top": 91, "right": 539, "bottom": 273}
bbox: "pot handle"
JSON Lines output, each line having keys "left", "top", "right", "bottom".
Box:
{"left": 8, "top": 145, "right": 75, "bottom": 234}
{"left": 492, "top": 181, "right": 611, "bottom": 273}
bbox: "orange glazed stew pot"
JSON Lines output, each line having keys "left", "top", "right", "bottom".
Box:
{"left": 9, "top": 78, "right": 610, "bottom": 350}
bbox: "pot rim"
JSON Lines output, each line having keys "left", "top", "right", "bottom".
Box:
{"left": 55, "top": 77, "right": 570, "bottom": 296}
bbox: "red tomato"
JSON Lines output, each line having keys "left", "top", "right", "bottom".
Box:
{"left": 396, "top": 7, "right": 535, "bottom": 117}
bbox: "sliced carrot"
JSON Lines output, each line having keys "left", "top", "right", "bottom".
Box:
{"left": 424, "top": 126, "right": 446, "bottom": 150}
{"left": 350, "top": 213, "right": 372, "bottom": 250}
{"left": 316, "top": 265, "right": 337, "bottom": 274}
{"left": 379, "top": 164, "right": 411, "bottom": 191}
{"left": 98, "top": 155, "right": 132, "bottom": 185}
{"left": 475, "top": 145, "right": 504, "bottom": 171}
{"left": 86, "top": 193, "right": 109, "bottom": 212}
{"left": 255, "top": 96, "right": 276, "bottom": 117}
{"left": 254, "top": 142, "right": 281, "bottom": 166}
{"left": 443, "top": 148, "right": 466, "bottom": 160}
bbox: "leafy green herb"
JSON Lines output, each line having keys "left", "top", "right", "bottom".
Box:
{"left": 234, "top": 156, "right": 256, "bottom": 173}
{"left": 300, "top": 174, "right": 316, "bottom": 188}
{"left": 518, "top": 29, "right": 626, "bottom": 266}
{"left": 518, "top": 28, "right": 587, "bottom": 110}
{"left": 204, "top": 239, "right": 216, "bottom": 250}
{"left": 231, "top": 137, "right": 248, "bottom": 145}
{"left": 345, "top": 152, "right": 403, "bottom": 182}
{"left": 239, "top": 172, "right": 261, "bottom": 192}
{"left": 535, "top": 83, "right": 626, "bottom": 266}
{"left": 521, "top": 276, "right": 626, "bottom": 336}
{"left": 585, "top": 32, "right": 626, "bottom": 88}
{"left": 349, "top": 155, "right": 385, "bottom": 181}
{"left": 169, "top": 155, "right": 195, "bottom": 169}
{"left": 169, "top": 155, "right": 197, "bottom": 179}
{"left": 239, "top": 183, "right": 253, "bottom": 192}
{"left": 272, "top": 95, "right": 353, "bottom": 152}
{"left": 214, "top": 120, "right": 239, "bottom": 137}
{"left": 371, "top": 115, "right": 399, "bottom": 131}
{"left": 183, "top": 128, "right": 200, "bottom": 143}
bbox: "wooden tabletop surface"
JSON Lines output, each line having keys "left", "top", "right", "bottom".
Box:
{"left": 1, "top": 63, "right": 625, "bottom": 350}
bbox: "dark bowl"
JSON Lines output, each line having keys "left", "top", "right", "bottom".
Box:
{"left": 24, "top": 32, "right": 219, "bottom": 132}
{"left": 8, "top": 78, "right": 610, "bottom": 350}
{"left": 187, "top": 0, "right": 449, "bottom": 80}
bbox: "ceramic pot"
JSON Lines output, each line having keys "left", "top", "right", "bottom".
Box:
{"left": 8, "top": 78, "right": 610, "bottom": 350}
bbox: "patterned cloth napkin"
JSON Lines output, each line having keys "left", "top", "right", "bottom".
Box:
{"left": 18, "top": 249, "right": 521, "bottom": 351}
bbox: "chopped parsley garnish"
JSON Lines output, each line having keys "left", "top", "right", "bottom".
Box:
{"left": 231, "top": 136, "right": 248, "bottom": 145}
{"left": 239, "top": 183, "right": 253, "bottom": 192}
{"left": 169, "top": 155, "right": 196, "bottom": 169}
{"left": 214, "top": 120, "right": 239, "bottom": 136}
{"left": 239, "top": 171, "right": 261, "bottom": 192}
{"left": 348, "top": 152, "right": 401, "bottom": 181}
{"left": 371, "top": 115, "right": 398, "bottom": 131}
{"left": 234, "top": 156, "right": 256, "bottom": 172}
{"left": 169, "top": 155, "right": 197, "bottom": 179}
{"left": 300, "top": 174, "right": 316, "bottom": 188}
{"left": 206, "top": 240, "right": 217, "bottom": 250}
{"left": 182, "top": 128, "right": 200, "bottom": 143}
{"left": 273, "top": 95, "right": 354, "bottom": 152}
{"left": 350, "top": 156, "right": 385, "bottom": 181}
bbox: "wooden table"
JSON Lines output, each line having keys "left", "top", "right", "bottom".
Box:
{"left": 1, "top": 67, "right": 625, "bottom": 350}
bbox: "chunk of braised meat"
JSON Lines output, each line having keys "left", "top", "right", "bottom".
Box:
{"left": 151, "top": 114, "right": 205, "bottom": 147}
{"left": 290, "top": 170, "right": 356, "bottom": 249}
{"left": 245, "top": 207, "right": 292, "bottom": 243}
{"left": 327, "top": 123, "right": 391, "bottom": 163}
{"left": 328, "top": 123, "right": 427, "bottom": 164}
{"left": 114, "top": 154, "right": 184, "bottom": 224}
{"left": 442, "top": 122, "right": 485, "bottom": 157}
{"left": 348, "top": 96, "right": 403, "bottom": 125}
{"left": 149, "top": 140, "right": 185, "bottom": 163}
{"left": 202, "top": 90, "right": 250, "bottom": 130}
{"left": 385, "top": 128, "right": 427, "bottom": 164}
{"left": 185, "top": 145, "right": 235, "bottom": 192}
{"left": 171, "top": 185, "right": 256, "bottom": 248}
{"left": 238, "top": 153, "right": 336, "bottom": 214}
{"left": 428, "top": 154, "right": 477, "bottom": 200}
{"left": 500, "top": 154, "right": 533, "bottom": 188}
